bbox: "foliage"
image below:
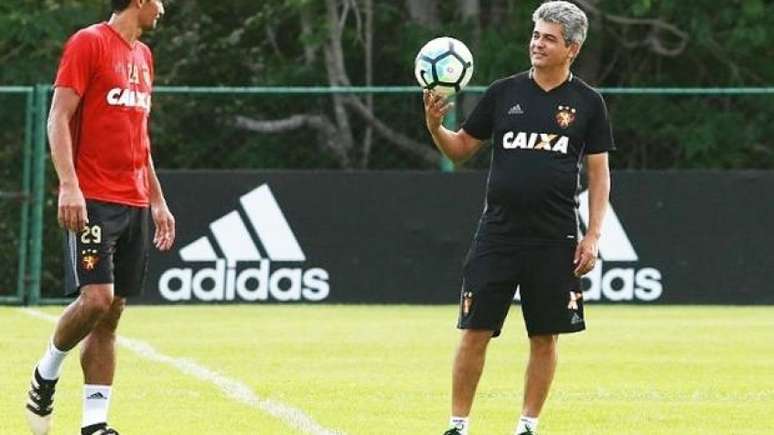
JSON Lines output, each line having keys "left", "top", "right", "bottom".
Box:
{"left": 2, "top": 1, "right": 771, "bottom": 292}
{"left": 1, "top": 0, "right": 772, "bottom": 172}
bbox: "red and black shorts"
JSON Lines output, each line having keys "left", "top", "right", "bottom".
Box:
{"left": 63, "top": 199, "right": 149, "bottom": 297}
{"left": 458, "top": 239, "right": 585, "bottom": 337}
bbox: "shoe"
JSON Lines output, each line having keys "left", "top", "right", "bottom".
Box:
{"left": 443, "top": 429, "right": 462, "bottom": 435}
{"left": 82, "top": 423, "right": 120, "bottom": 435}
{"left": 25, "top": 367, "right": 57, "bottom": 435}
{"left": 516, "top": 429, "right": 536, "bottom": 435}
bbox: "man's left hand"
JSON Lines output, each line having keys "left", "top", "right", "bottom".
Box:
{"left": 151, "top": 202, "right": 176, "bottom": 251}
{"left": 573, "top": 235, "right": 599, "bottom": 277}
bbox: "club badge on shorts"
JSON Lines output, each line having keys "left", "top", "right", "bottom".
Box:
{"left": 462, "top": 291, "right": 474, "bottom": 316}
{"left": 555, "top": 105, "right": 576, "bottom": 129}
{"left": 81, "top": 248, "right": 100, "bottom": 271}
{"left": 567, "top": 290, "right": 583, "bottom": 310}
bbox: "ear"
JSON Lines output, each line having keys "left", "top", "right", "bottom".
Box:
{"left": 568, "top": 42, "right": 581, "bottom": 60}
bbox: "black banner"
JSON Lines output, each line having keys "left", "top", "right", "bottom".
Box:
{"left": 138, "top": 171, "right": 773, "bottom": 305}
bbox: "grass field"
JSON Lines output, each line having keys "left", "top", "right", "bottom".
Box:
{"left": 2, "top": 305, "right": 773, "bottom": 434}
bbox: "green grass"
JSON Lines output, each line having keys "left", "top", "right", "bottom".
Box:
{"left": 2, "top": 305, "right": 773, "bottom": 434}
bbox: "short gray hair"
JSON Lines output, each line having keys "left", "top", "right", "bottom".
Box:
{"left": 532, "top": 1, "right": 588, "bottom": 46}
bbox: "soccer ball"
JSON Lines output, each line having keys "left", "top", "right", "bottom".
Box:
{"left": 414, "top": 37, "right": 474, "bottom": 96}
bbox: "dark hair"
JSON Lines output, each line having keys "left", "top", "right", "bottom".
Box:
{"left": 112, "top": 0, "right": 132, "bottom": 12}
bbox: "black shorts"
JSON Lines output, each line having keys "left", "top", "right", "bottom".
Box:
{"left": 63, "top": 200, "right": 149, "bottom": 297}
{"left": 458, "top": 240, "right": 585, "bottom": 337}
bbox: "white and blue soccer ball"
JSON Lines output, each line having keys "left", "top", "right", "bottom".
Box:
{"left": 414, "top": 36, "right": 474, "bottom": 96}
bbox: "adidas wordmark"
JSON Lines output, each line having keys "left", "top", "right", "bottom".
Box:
{"left": 159, "top": 184, "right": 330, "bottom": 302}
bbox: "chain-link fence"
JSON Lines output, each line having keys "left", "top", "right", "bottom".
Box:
{"left": 5, "top": 85, "right": 774, "bottom": 304}
{"left": 0, "top": 87, "right": 34, "bottom": 304}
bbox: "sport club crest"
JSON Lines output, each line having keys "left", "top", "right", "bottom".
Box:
{"left": 461, "top": 291, "right": 473, "bottom": 316}
{"left": 555, "top": 105, "right": 576, "bottom": 129}
{"left": 81, "top": 249, "right": 100, "bottom": 271}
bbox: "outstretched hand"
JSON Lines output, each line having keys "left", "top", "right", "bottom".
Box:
{"left": 423, "top": 90, "right": 453, "bottom": 133}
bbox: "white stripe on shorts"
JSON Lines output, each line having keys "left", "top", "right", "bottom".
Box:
{"left": 67, "top": 230, "right": 80, "bottom": 288}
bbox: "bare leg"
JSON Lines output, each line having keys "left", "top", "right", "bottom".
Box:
{"left": 81, "top": 296, "right": 125, "bottom": 385}
{"left": 26, "top": 285, "right": 115, "bottom": 435}
{"left": 521, "top": 334, "right": 558, "bottom": 417}
{"left": 451, "top": 329, "right": 494, "bottom": 416}
{"left": 52, "top": 285, "right": 115, "bottom": 352}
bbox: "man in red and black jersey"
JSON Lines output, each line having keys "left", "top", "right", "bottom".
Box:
{"left": 428, "top": 3, "right": 614, "bottom": 435}
{"left": 25, "top": 2, "right": 171, "bottom": 434}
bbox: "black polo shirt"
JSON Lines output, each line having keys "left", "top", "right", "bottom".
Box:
{"left": 461, "top": 70, "right": 615, "bottom": 244}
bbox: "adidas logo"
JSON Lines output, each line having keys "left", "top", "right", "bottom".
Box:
{"left": 507, "top": 104, "right": 524, "bottom": 115}
{"left": 570, "top": 312, "right": 583, "bottom": 325}
{"left": 577, "top": 190, "right": 663, "bottom": 302}
{"left": 515, "top": 193, "right": 663, "bottom": 303}
{"left": 158, "top": 184, "right": 330, "bottom": 302}
{"left": 87, "top": 392, "right": 107, "bottom": 400}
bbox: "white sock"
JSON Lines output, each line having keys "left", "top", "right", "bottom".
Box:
{"left": 449, "top": 416, "right": 469, "bottom": 435}
{"left": 37, "top": 338, "right": 69, "bottom": 380}
{"left": 515, "top": 415, "right": 539, "bottom": 434}
{"left": 82, "top": 385, "right": 112, "bottom": 428}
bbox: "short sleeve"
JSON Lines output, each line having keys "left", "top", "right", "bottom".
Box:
{"left": 54, "top": 31, "right": 97, "bottom": 96}
{"left": 461, "top": 84, "right": 497, "bottom": 141}
{"left": 584, "top": 92, "right": 615, "bottom": 154}
{"left": 141, "top": 43, "right": 154, "bottom": 89}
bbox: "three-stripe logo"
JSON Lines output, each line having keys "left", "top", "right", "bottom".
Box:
{"left": 577, "top": 191, "right": 663, "bottom": 301}
{"left": 159, "top": 184, "right": 330, "bottom": 302}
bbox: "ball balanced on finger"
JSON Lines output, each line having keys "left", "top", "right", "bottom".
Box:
{"left": 414, "top": 36, "right": 474, "bottom": 97}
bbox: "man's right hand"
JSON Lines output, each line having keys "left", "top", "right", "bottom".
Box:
{"left": 423, "top": 90, "right": 453, "bottom": 134}
{"left": 57, "top": 183, "right": 88, "bottom": 232}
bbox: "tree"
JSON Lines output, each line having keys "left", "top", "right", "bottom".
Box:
{"left": 3, "top": 0, "right": 773, "bottom": 294}
{"left": 0, "top": 0, "right": 771, "bottom": 172}
{"left": 233, "top": 0, "right": 443, "bottom": 168}
{"left": 406, "top": 0, "right": 440, "bottom": 29}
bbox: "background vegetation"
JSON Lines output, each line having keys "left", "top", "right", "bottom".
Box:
{"left": 1, "top": 0, "right": 772, "bottom": 171}
{"left": 1, "top": 0, "right": 772, "bottom": 295}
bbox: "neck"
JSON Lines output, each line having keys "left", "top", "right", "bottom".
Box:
{"left": 108, "top": 12, "right": 141, "bottom": 44}
{"left": 532, "top": 64, "right": 571, "bottom": 91}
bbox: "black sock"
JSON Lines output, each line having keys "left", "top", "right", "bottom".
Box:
{"left": 81, "top": 422, "right": 107, "bottom": 435}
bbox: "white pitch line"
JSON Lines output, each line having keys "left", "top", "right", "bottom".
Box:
{"left": 20, "top": 308, "right": 344, "bottom": 435}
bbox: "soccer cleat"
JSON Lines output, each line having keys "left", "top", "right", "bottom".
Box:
{"left": 443, "top": 429, "right": 463, "bottom": 435}
{"left": 25, "top": 367, "right": 57, "bottom": 435}
{"left": 516, "top": 429, "right": 536, "bottom": 435}
{"left": 81, "top": 422, "right": 120, "bottom": 435}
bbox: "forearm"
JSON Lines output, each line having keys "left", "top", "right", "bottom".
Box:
{"left": 429, "top": 126, "right": 474, "bottom": 164}
{"left": 147, "top": 154, "right": 166, "bottom": 206}
{"left": 47, "top": 115, "right": 79, "bottom": 188}
{"left": 585, "top": 169, "right": 610, "bottom": 239}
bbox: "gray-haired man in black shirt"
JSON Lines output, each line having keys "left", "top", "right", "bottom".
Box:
{"left": 425, "top": 2, "right": 614, "bottom": 434}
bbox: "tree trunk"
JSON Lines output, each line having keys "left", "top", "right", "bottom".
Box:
{"left": 574, "top": 14, "right": 604, "bottom": 83}
{"left": 299, "top": 3, "right": 318, "bottom": 66}
{"left": 488, "top": 0, "right": 508, "bottom": 27}
{"left": 458, "top": 0, "right": 481, "bottom": 48}
{"left": 361, "top": 0, "right": 374, "bottom": 168}
{"left": 405, "top": 0, "right": 440, "bottom": 29}
{"left": 458, "top": 0, "right": 481, "bottom": 119}
{"left": 344, "top": 96, "right": 442, "bottom": 165}
{"left": 324, "top": 0, "right": 355, "bottom": 167}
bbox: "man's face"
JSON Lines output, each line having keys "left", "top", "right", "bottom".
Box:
{"left": 529, "top": 20, "right": 578, "bottom": 68}
{"left": 138, "top": 0, "right": 165, "bottom": 30}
